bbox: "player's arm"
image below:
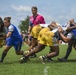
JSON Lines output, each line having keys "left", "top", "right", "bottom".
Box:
{"left": 6, "top": 25, "right": 14, "bottom": 38}
{"left": 59, "top": 33, "right": 71, "bottom": 43}
{"left": 28, "top": 26, "right": 32, "bottom": 34}
{"left": 58, "top": 27, "right": 71, "bottom": 43}
{"left": 28, "top": 20, "right": 33, "bottom": 34}
{"left": 6, "top": 32, "right": 12, "bottom": 38}
{"left": 66, "top": 22, "right": 76, "bottom": 32}
{"left": 67, "top": 26, "right": 76, "bottom": 31}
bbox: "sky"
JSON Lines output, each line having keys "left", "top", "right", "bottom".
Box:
{"left": 0, "top": 0, "right": 76, "bottom": 31}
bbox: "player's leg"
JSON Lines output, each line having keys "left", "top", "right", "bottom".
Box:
{"left": 28, "top": 38, "right": 37, "bottom": 51}
{"left": 15, "top": 41, "right": 24, "bottom": 55}
{"left": 28, "top": 38, "right": 38, "bottom": 57}
{"left": 20, "top": 43, "right": 45, "bottom": 63}
{"left": 40, "top": 46, "right": 59, "bottom": 63}
{"left": 0, "top": 38, "right": 13, "bottom": 62}
{"left": 0, "top": 46, "right": 12, "bottom": 62}
{"left": 73, "top": 39, "right": 76, "bottom": 50}
{"left": 25, "top": 43, "right": 45, "bottom": 58}
{"left": 58, "top": 40, "right": 73, "bottom": 61}
{"left": 47, "top": 46, "right": 59, "bottom": 58}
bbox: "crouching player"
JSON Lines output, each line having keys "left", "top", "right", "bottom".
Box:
{"left": 20, "top": 30, "right": 59, "bottom": 63}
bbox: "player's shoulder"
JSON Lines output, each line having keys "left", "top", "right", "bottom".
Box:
{"left": 8, "top": 24, "right": 14, "bottom": 30}
{"left": 29, "top": 16, "right": 33, "bottom": 20}
{"left": 37, "top": 14, "right": 44, "bottom": 18}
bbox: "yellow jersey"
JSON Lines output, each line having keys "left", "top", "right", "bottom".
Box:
{"left": 31, "top": 25, "right": 42, "bottom": 39}
{"left": 39, "top": 31, "right": 58, "bottom": 46}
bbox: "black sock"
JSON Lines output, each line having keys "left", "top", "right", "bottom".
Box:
{"left": 0, "top": 52, "right": 7, "bottom": 62}
{"left": 43, "top": 55, "right": 47, "bottom": 59}
{"left": 64, "top": 45, "right": 72, "bottom": 59}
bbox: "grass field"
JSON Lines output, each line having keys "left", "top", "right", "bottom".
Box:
{"left": 0, "top": 44, "right": 76, "bottom": 75}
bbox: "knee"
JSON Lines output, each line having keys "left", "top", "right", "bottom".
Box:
{"left": 55, "top": 51, "right": 59, "bottom": 56}
{"left": 34, "top": 50, "right": 38, "bottom": 53}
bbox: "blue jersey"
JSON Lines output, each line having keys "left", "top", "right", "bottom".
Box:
{"left": 8, "top": 24, "right": 22, "bottom": 41}
{"left": 6, "top": 24, "right": 22, "bottom": 51}
{"left": 72, "top": 29, "right": 76, "bottom": 35}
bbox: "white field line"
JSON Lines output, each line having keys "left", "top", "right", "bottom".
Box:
{"left": 43, "top": 66, "right": 50, "bottom": 75}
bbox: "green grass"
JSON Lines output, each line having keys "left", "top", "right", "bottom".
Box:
{"left": 0, "top": 45, "right": 76, "bottom": 75}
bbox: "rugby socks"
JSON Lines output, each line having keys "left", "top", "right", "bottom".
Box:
{"left": 42, "top": 56, "right": 53, "bottom": 62}
{"left": 0, "top": 52, "right": 7, "bottom": 62}
{"left": 42, "top": 56, "right": 46, "bottom": 59}
{"left": 64, "top": 45, "right": 72, "bottom": 59}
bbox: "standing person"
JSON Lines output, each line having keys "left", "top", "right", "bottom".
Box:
{"left": 0, "top": 17, "right": 25, "bottom": 62}
{"left": 28, "top": 6, "right": 45, "bottom": 34}
{"left": 28, "top": 6, "right": 45, "bottom": 57}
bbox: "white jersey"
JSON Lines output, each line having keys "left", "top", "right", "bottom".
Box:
{"left": 40, "top": 23, "right": 68, "bottom": 33}
{"left": 51, "top": 26, "right": 72, "bottom": 39}
{"left": 40, "top": 24, "right": 49, "bottom": 28}
{"left": 62, "top": 27, "right": 67, "bottom": 31}
{"left": 51, "top": 28, "right": 58, "bottom": 33}
{"left": 51, "top": 26, "right": 67, "bottom": 33}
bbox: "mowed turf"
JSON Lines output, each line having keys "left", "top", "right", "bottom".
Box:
{"left": 0, "top": 44, "right": 76, "bottom": 75}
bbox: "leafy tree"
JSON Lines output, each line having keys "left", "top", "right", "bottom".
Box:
{"left": 18, "top": 16, "right": 29, "bottom": 32}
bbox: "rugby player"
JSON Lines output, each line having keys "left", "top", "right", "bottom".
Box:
{"left": 0, "top": 17, "right": 25, "bottom": 62}
{"left": 0, "top": 17, "right": 5, "bottom": 47}
{"left": 20, "top": 24, "right": 60, "bottom": 63}
{"left": 58, "top": 19, "right": 76, "bottom": 61}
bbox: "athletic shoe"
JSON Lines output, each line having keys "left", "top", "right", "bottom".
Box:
{"left": 0, "top": 59, "right": 3, "bottom": 62}
{"left": 39, "top": 56, "right": 46, "bottom": 64}
{"left": 57, "top": 57, "right": 67, "bottom": 62}
{"left": 20, "top": 56, "right": 29, "bottom": 64}
{"left": 30, "top": 54, "right": 37, "bottom": 58}
{"left": 46, "top": 58, "right": 53, "bottom": 62}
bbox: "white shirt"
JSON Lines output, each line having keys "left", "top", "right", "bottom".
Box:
{"left": 40, "top": 24, "right": 49, "bottom": 28}
{"left": 8, "top": 25, "right": 14, "bottom": 32}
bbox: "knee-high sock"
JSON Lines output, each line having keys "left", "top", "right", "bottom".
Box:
{"left": 64, "top": 43, "right": 73, "bottom": 59}
{"left": 0, "top": 52, "right": 7, "bottom": 62}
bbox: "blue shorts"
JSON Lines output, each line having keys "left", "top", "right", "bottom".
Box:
{"left": 6, "top": 38, "right": 22, "bottom": 51}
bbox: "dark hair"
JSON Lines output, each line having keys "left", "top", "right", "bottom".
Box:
{"left": 4, "top": 17, "right": 11, "bottom": 22}
{"left": 0, "top": 17, "right": 4, "bottom": 32}
{"left": 31, "top": 6, "right": 38, "bottom": 11}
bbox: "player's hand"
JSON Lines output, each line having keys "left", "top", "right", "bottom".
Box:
{"left": 58, "top": 26, "right": 63, "bottom": 33}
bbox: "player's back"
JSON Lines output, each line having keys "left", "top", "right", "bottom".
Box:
{"left": 31, "top": 24, "right": 42, "bottom": 39}
{"left": 38, "top": 27, "right": 50, "bottom": 40}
